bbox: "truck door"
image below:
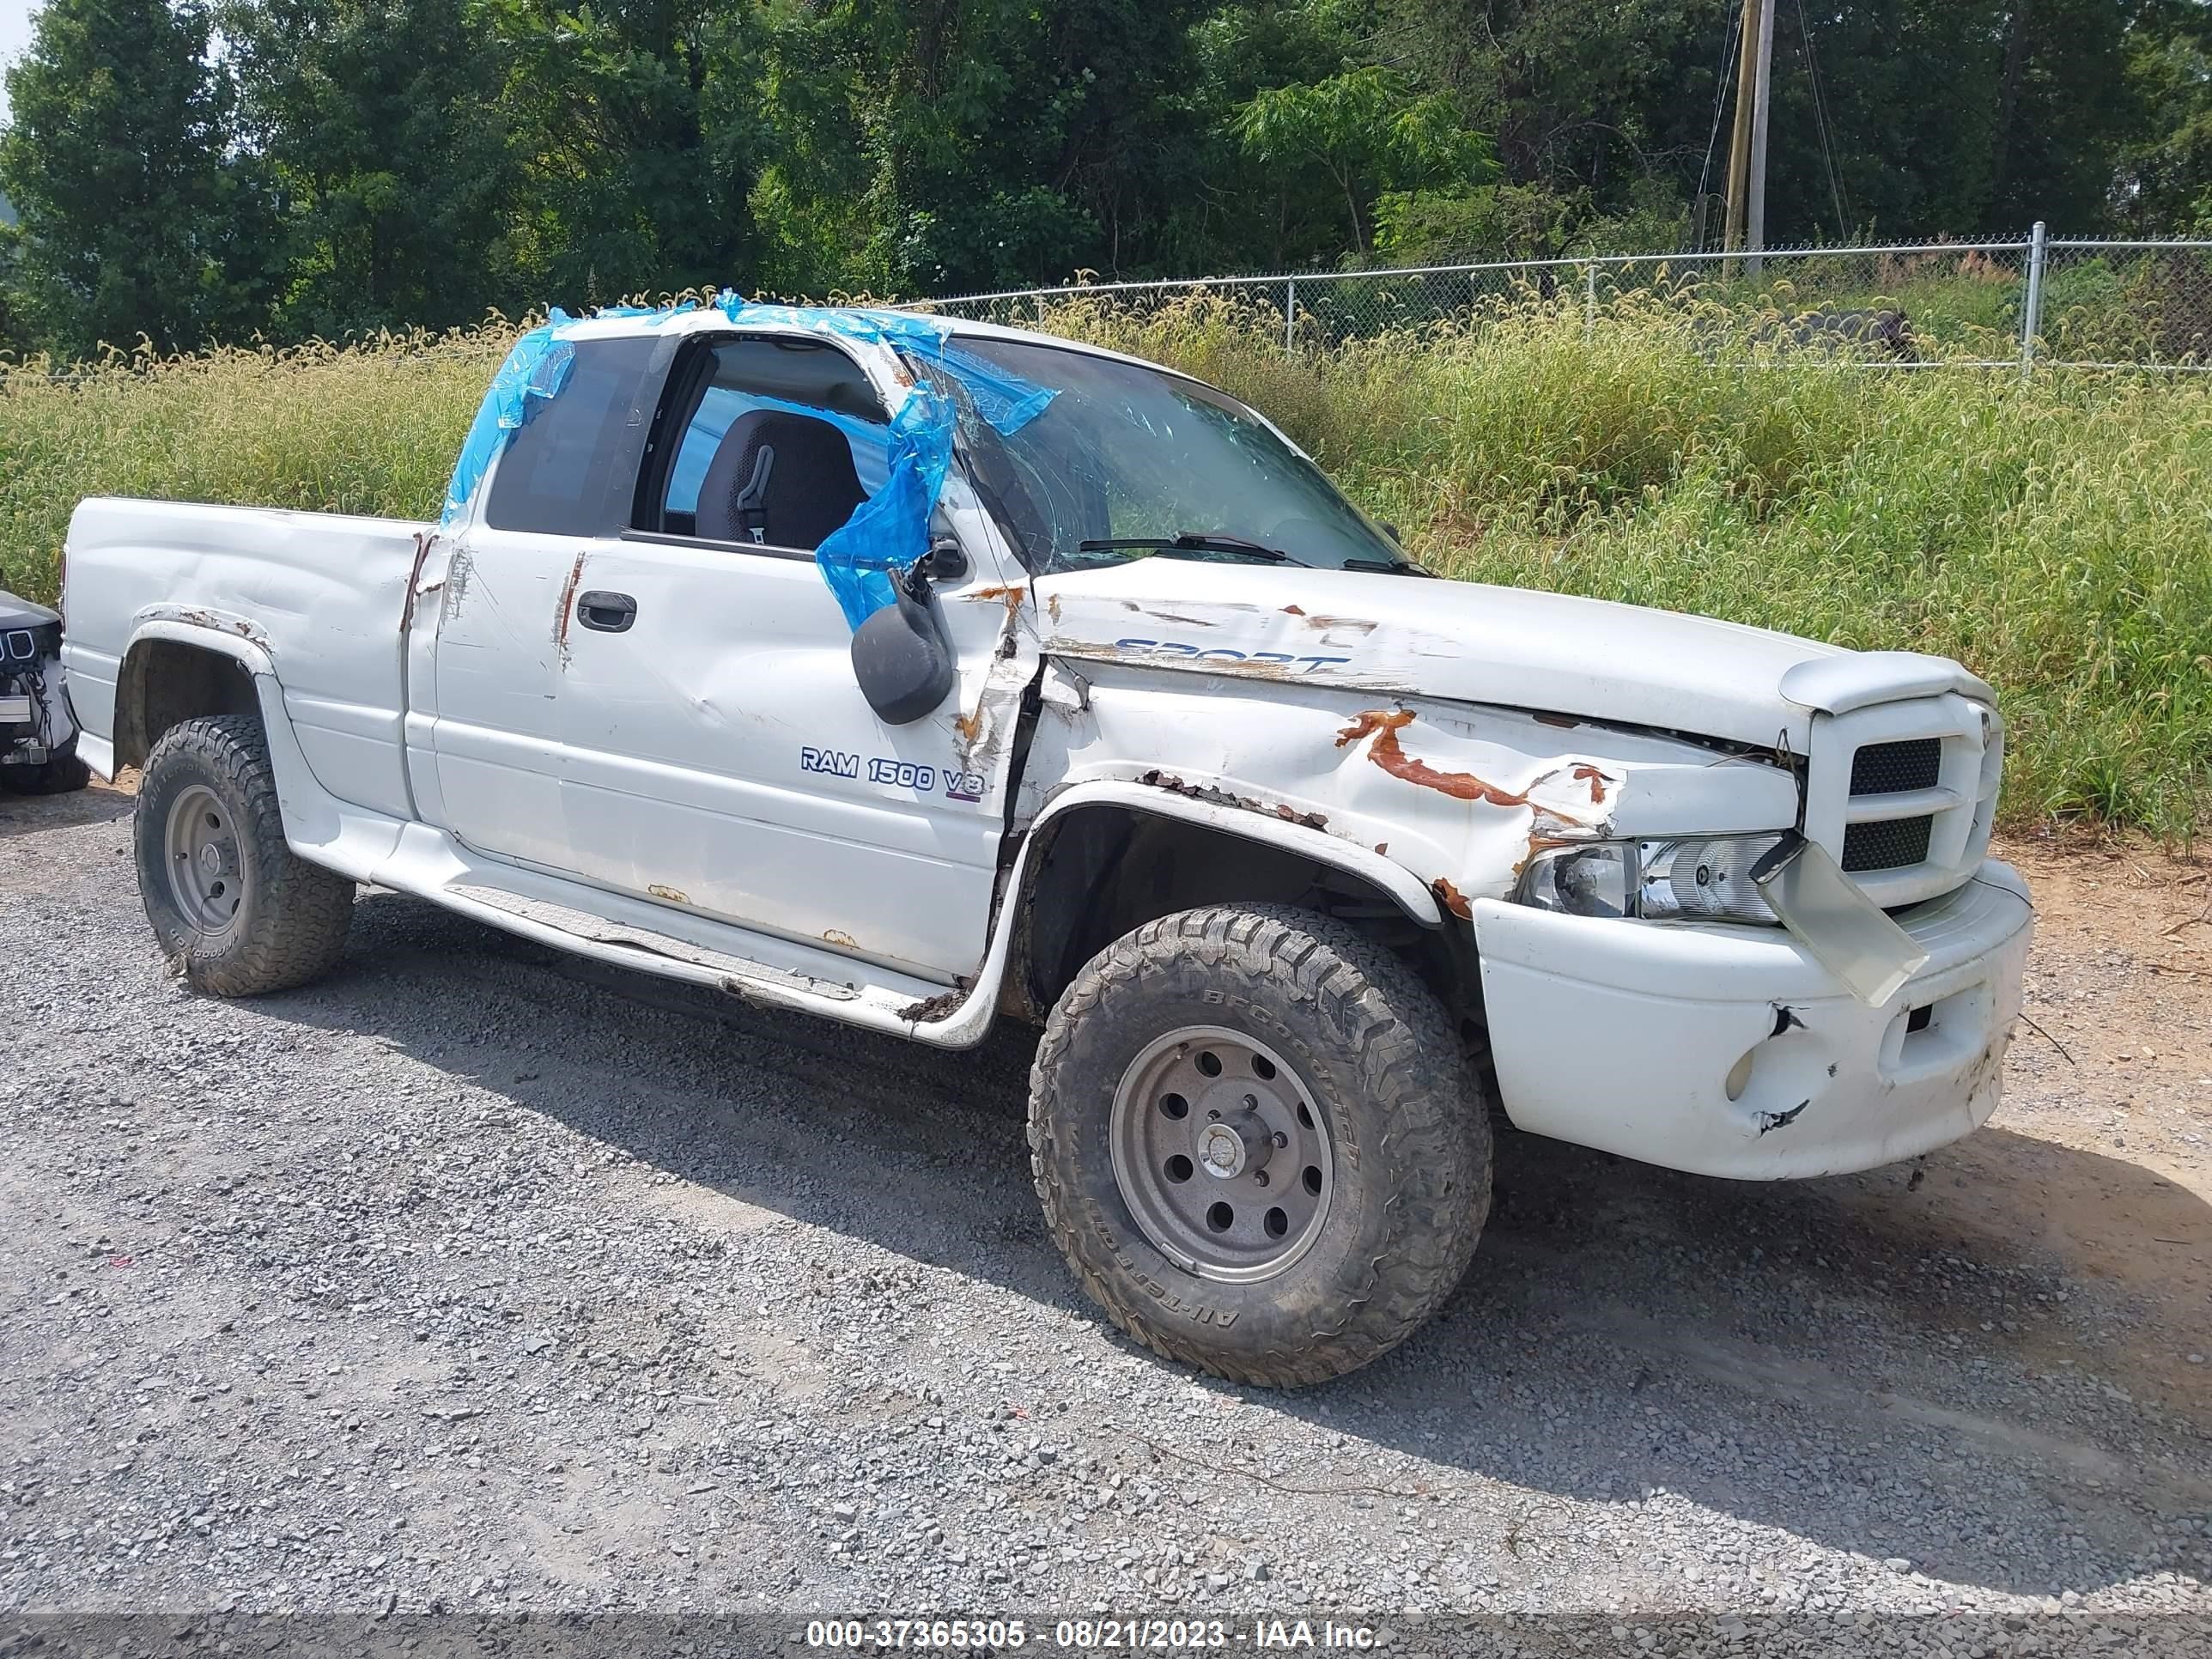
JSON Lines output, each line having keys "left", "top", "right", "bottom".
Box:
{"left": 550, "top": 331, "right": 1034, "bottom": 982}
{"left": 421, "top": 335, "right": 667, "bottom": 869}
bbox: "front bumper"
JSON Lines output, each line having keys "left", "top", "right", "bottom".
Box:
{"left": 1472, "top": 859, "right": 2033, "bottom": 1179}
{"left": 0, "top": 661, "right": 73, "bottom": 763}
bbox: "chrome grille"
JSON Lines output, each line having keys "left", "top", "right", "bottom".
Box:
{"left": 1849, "top": 737, "right": 1942, "bottom": 796}
{"left": 1842, "top": 815, "right": 1934, "bottom": 872}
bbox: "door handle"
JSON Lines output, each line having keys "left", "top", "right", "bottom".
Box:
{"left": 576, "top": 590, "right": 636, "bottom": 633}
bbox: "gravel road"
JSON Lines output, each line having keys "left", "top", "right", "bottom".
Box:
{"left": 3, "top": 783, "right": 2208, "bottom": 1645}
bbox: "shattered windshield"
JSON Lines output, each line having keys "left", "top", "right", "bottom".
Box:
{"left": 927, "top": 336, "right": 1406, "bottom": 574}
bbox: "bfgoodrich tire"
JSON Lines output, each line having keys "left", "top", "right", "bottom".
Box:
{"left": 1029, "top": 903, "right": 1492, "bottom": 1387}
{"left": 133, "top": 714, "right": 354, "bottom": 995}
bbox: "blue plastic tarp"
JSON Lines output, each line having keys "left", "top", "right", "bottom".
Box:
{"left": 440, "top": 309, "right": 578, "bottom": 530}
{"left": 811, "top": 380, "right": 959, "bottom": 630}
{"left": 441, "top": 296, "right": 1055, "bottom": 631}
{"left": 706, "top": 295, "right": 1055, "bottom": 629}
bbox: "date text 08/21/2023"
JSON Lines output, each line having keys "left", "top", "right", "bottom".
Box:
{"left": 802, "top": 1616, "right": 1383, "bottom": 1650}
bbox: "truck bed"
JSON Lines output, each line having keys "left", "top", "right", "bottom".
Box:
{"left": 60, "top": 497, "right": 427, "bottom": 818}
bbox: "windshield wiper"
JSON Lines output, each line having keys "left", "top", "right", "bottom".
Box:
{"left": 1340, "top": 556, "right": 1437, "bottom": 577}
{"left": 1075, "top": 531, "right": 1297, "bottom": 564}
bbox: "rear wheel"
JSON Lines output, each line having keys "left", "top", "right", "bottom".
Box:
{"left": 1029, "top": 903, "right": 1492, "bottom": 1387}
{"left": 133, "top": 714, "right": 354, "bottom": 995}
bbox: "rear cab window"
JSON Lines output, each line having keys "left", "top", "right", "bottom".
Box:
{"left": 481, "top": 337, "right": 666, "bottom": 537}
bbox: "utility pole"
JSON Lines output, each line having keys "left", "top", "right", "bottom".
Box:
{"left": 1721, "top": 0, "right": 1775, "bottom": 274}
{"left": 1746, "top": 0, "right": 1776, "bottom": 275}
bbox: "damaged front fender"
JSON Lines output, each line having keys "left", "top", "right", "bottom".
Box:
{"left": 1020, "top": 668, "right": 1803, "bottom": 934}
{"left": 1030, "top": 776, "right": 1446, "bottom": 928}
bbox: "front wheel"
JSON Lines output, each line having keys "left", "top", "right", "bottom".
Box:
{"left": 1029, "top": 904, "right": 1492, "bottom": 1387}
{"left": 133, "top": 714, "right": 355, "bottom": 995}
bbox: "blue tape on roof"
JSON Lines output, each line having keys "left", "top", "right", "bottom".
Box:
{"left": 440, "top": 309, "right": 578, "bottom": 529}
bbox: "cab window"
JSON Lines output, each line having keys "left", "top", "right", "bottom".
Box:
{"left": 483, "top": 337, "right": 663, "bottom": 537}
{"left": 648, "top": 337, "right": 891, "bottom": 551}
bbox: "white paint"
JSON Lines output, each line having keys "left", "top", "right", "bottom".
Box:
{"left": 1035, "top": 554, "right": 1856, "bottom": 750}
{"left": 58, "top": 309, "right": 2030, "bottom": 1182}
{"left": 1475, "top": 865, "right": 2031, "bottom": 1178}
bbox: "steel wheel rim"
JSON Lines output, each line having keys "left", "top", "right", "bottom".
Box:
{"left": 163, "top": 783, "right": 246, "bottom": 935}
{"left": 1109, "top": 1024, "right": 1334, "bottom": 1284}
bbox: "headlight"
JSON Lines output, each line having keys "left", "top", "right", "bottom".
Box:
{"left": 1516, "top": 842, "right": 1634, "bottom": 919}
{"left": 1639, "top": 834, "right": 1786, "bottom": 922}
{"left": 1516, "top": 834, "right": 1787, "bottom": 923}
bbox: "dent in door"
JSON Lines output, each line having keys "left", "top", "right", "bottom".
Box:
{"left": 425, "top": 527, "right": 576, "bottom": 869}
{"left": 551, "top": 542, "right": 1008, "bottom": 978}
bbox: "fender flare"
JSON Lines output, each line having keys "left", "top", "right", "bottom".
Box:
{"left": 115, "top": 617, "right": 357, "bottom": 854}
{"left": 1015, "top": 777, "right": 1445, "bottom": 927}
{"left": 125, "top": 615, "right": 278, "bottom": 681}
{"left": 908, "top": 777, "right": 1444, "bottom": 1048}
{"left": 118, "top": 619, "right": 285, "bottom": 757}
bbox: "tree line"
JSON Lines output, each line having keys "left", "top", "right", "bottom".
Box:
{"left": 2, "top": 0, "right": 2209, "bottom": 362}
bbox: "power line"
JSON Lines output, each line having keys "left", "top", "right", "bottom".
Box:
{"left": 1796, "top": 0, "right": 1852, "bottom": 235}
{"left": 1695, "top": 0, "right": 1746, "bottom": 250}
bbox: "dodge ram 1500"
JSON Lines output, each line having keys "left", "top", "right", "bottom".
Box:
{"left": 58, "top": 298, "right": 2031, "bottom": 1384}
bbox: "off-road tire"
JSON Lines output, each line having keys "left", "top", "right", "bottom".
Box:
{"left": 1029, "top": 903, "right": 1492, "bottom": 1387}
{"left": 134, "top": 714, "right": 354, "bottom": 995}
{"left": 2, "top": 738, "right": 91, "bottom": 794}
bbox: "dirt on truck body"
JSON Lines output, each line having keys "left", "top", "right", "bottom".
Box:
{"left": 58, "top": 299, "right": 2028, "bottom": 1384}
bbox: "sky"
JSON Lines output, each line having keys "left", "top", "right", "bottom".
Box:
{"left": 0, "top": 0, "right": 33, "bottom": 124}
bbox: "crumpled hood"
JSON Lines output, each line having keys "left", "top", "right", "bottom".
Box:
{"left": 1031, "top": 560, "right": 1990, "bottom": 750}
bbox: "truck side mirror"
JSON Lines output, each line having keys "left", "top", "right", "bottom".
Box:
{"left": 918, "top": 537, "right": 969, "bottom": 586}
{"left": 851, "top": 584, "right": 957, "bottom": 725}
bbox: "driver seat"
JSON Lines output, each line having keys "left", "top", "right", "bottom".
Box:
{"left": 696, "top": 411, "right": 866, "bottom": 550}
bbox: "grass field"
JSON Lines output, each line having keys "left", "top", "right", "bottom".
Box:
{"left": 2, "top": 299, "right": 2206, "bottom": 837}
{"left": 0, "top": 330, "right": 501, "bottom": 604}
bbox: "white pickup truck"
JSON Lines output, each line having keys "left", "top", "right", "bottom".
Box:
{"left": 59, "top": 300, "right": 2031, "bottom": 1385}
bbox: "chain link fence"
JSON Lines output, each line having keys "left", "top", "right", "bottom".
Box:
{"left": 915, "top": 227, "right": 2212, "bottom": 371}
